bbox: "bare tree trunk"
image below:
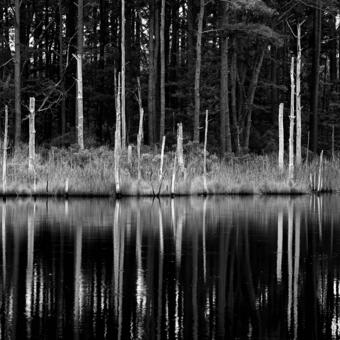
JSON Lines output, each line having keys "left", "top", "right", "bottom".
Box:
{"left": 160, "top": 0, "right": 166, "bottom": 140}
{"left": 121, "top": 0, "right": 126, "bottom": 150}
{"left": 115, "top": 72, "right": 122, "bottom": 194}
{"left": 137, "top": 78, "right": 144, "bottom": 180}
{"left": 2, "top": 106, "right": 8, "bottom": 194}
{"left": 193, "top": 0, "right": 205, "bottom": 143}
{"left": 14, "top": 0, "right": 21, "bottom": 150}
{"left": 171, "top": 154, "right": 177, "bottom": 197}
{"left": 28, "top": 98, "right": 36, "bottom": 174}
{"left": 177, "top": 123, "right": 185, "bottom": 176}
{"left": 76, "top": 0, "right": 84, "bottom": 150}
{"left": 203, "top": 110, "right": 208, "bottom": 194}
{"left": 159, "top": 136, "right": 165, "bottom": 181}
{"left": 278, "top": 103, "right": 284, "bottom": 170}
{"left": 296, "top": 22, "right": 302, "bottom": 166}
{"left": 289, "top": 57, "right": 295, "bottom": 182}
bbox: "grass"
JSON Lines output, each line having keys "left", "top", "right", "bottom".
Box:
{"left": 1, "top": 144, "right": 340, "bottom": 197}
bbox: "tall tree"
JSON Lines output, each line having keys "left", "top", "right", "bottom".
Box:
{"left": 220, "top": 1, "right": 232, "bottom": 154}
{"left": 296, "top": 22, "right": 302, "bottom": 165}
{"left": 121, "top": 0, "right": 126, "bottom": 149}
{"left": 310, "top": 0, "right": 321, "bottom": 153}
{"left": 14, "top": 0, "right": 21, "bottom": 150}
{"left": 193, "top": 0, "right": 205, "bottom": 143}
{"left": 160, "top": 0, "right": 165, "bottom": 140}
{"left": 59, "top": 0, "right": 66, "bottom": 135}
{"left": 76, "top": 0, "right": 84, "bottom": 150}
{"left": 148, "top": 0, "right": 154, "bottom": 144}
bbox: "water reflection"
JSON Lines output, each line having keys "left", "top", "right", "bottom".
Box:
{"left": 1, "top": 196, "right": 340, "bottom": 339}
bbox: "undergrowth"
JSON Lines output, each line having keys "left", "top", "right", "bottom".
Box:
{"left": 1, "top": 145, "right": 339, "bottom": 196}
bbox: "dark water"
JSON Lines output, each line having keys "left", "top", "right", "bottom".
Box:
{"left": 1, "top": 196, "right": 340, "bottom": 339}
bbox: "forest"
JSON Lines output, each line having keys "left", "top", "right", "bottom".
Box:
{"left": 0, "top": 0, "right": 339, "bottom": 196}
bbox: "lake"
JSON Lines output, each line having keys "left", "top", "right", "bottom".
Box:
{"left": 0, "top": 195, "right": 339, "bottom": 339}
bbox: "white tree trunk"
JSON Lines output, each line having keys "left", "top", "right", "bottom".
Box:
{"left": 289, "top": 57, "right": 295, "bottom": 182}
{"left": 115, "top": 72, "right": 122, "bottom": 195}
{"left": 171, "top": 154, "right": 177, "bottom": 197}
{"left": 203, "top": 110, "right": 208, "bottom": 194}
{"left": 159, "top": 136, "right": 166, "bottom": 181}
{"left": 2, "top": 105, "right": 8, "bottom": 194}
{"left": 29, "top": 98, "right": 36, "bottom": 174}
{"left": 77, "top": 0, "right": 84, "bottom": 150}
{"left": 177, "top": 123, "right": 185, "bottom": 176}
{"left": 137, "top": 77, "right": 144, "bottom": 180}
{"left": 278, "top": 103, "right": 284, "bottom": 170}
{"left": 296, "top": 23, "right": 302, "bottom": 166}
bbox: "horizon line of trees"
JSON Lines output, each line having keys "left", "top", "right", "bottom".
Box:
{"left": 0, "top": 0, "right": 339, "bottom": 155}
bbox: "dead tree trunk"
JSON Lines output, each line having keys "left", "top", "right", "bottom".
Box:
{"left": 177, "top": 123, "right": 185, "bottom": 176}
{"left": 289, "top": 57, "right": 295, "bottom": 182}
{"left": 279, "top": 103, "right": 284, "bottom": 170}
{"left": 14, "top": 0, "right": 21, "bottom": 150}
{"left": 193, "top": 0, "right": 205, "bottom": 143}
{"left": 28, "top": 98, "right": 36, "bottom": 174}
{"left": 203, "top": 110, "right": 208, "bottom": 194}
{"left": 76, "top": 0, "right": 84, "bottom": 150}
{"left": 159, "top": 136, "right": 166, "bottom": 181}
{"left": 137, "top": 78, "right": 144, "bottom": 180}
{"left": 296, "top": 22, "right": 302, "bottom": 166}
{"left": 114, "top": 72, "right": 122, "bottom": 194}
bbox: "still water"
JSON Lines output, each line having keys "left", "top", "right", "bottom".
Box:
{"left": 0, "top": 196, "right": 339, "bottom": 339}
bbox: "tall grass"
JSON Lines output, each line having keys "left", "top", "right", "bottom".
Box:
{"left": 1, "top": 145, "right": 339, "bottom": 196}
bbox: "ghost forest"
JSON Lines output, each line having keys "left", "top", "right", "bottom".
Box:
{"left": 0, "top": 0, "right": 338, "bottom": 196}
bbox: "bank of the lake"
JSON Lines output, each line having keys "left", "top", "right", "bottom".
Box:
{"left": 1, "top": 146, "right": 338, "bottom": 197}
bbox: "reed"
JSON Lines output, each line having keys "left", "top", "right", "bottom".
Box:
{"left": 0, "top": 146, "right": 339, "bottom": 197}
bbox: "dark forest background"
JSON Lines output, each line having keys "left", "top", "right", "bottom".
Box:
{"left": 0, "top": 0, "right": 338, "bottom": 155}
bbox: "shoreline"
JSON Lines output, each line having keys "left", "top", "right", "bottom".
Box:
{"left": 0, "top": 189, "right": 333, "bottom": 200}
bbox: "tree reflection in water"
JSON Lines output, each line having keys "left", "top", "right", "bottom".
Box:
{"left": 0, "top": 196, "right": 340, "bottom": 339}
